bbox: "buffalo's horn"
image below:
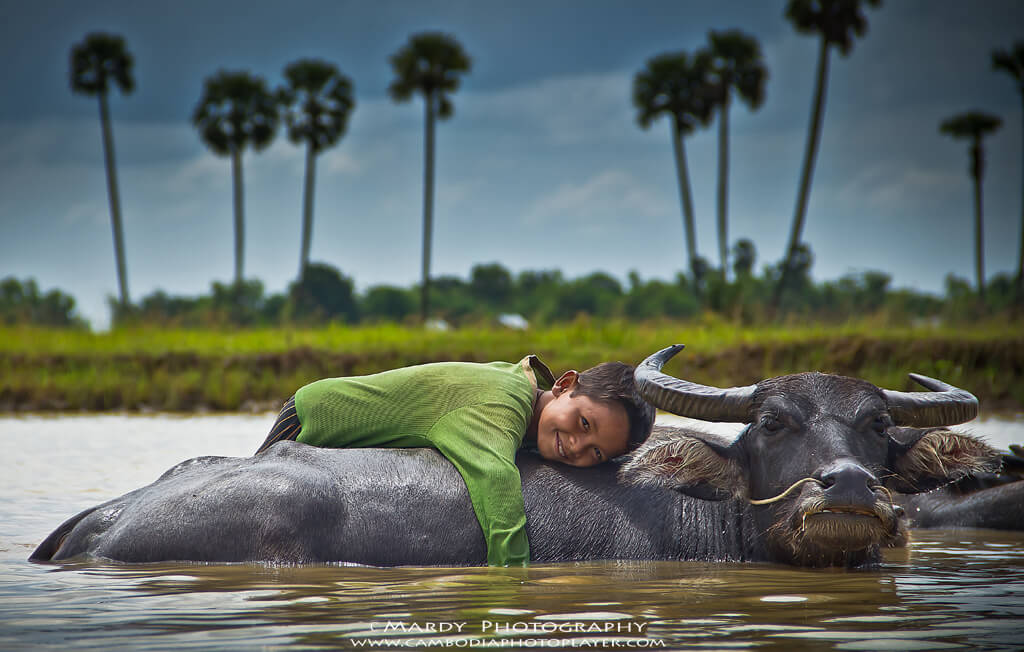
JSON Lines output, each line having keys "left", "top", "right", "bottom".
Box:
{"left": 882, "top": 373, "right": 979, "bottom": 427}
{"left": 635, "top": 345, "right": 757, "bottom": 423}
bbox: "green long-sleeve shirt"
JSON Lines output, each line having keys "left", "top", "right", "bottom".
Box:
{"left": 293, "top": 355, "right": 555, "bottom": 566}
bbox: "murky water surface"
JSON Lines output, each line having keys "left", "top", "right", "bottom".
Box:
{"left": 2, "top": 414, "right": 1024, "bottom": 650}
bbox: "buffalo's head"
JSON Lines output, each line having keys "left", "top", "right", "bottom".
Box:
{"left": 622, "top": 345, "right": 999, "bottom": 567}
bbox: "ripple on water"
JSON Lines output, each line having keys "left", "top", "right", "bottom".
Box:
{"left": 3, "top": 414, "right": 1024, "bottom": 649}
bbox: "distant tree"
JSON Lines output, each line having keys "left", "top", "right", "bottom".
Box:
{"left": 123, "top": 282, "right": 286, "bottom": 327}
{"left": 859, "top": 270, "right": 891, "bottom": 308}
{"left": 549, "top": 272, "right": 624, "bottom": 320}
{"left": 388, "top": 33, "right": 472, "bottom": 323}
{"left": 429, "top": 275, "right": 476, "bottom": 323}
{"left": 731, "top": 238, "right": 757, "bottom": 278}
{"left": 625, "top": 271, "right": 700, "bottom": 320}
{"left": 788, "top": 242, "right": 815, "bottom": 282}
{"left": 69, "top": 33, "right": 134, "bottom": 307}
{"left": 210, "top": 278, "right": 269, "bottom": 326}
{"left": 633, "top": 51, "right": 716, "bottom": 283}
{"left": 727, "top": 241, "right": 768, "bottom": 322}
{"left": 944, "top": 273, "right": 974, "bottom": 302}
{"left": 361, "top": 285, "right": 415, "bottom": 323}
{"left": 261, "top": 292, "right": 288, "bottom": 324}
{"left": 286, "top": 263, "right": 358, "bottom": 323}
{"left": 992, "top": 42, "right": 1024, "bottom": 300}
{"left": 279, "top": 59, "right": 356, "bottom": 277}
{"left": 822, "top": 270, "right": 890, "bottom": 315}
{"left": 514, "top": 269, "right": 564, "bottom": 318}
{"left": 192, "top": 71, "right": 280, "bottom": 285}
{"left": 0, "top": 277, "right": 85, "bottom": 328}
{"left": 884, "top": 286, "right": 943, "bottom": 321}
{"left": 940, "top": 111, "right": 1002, "bottom": 299}
{"left": 982, "top": 272, "right": 1019, "bottom": 313}
{"left": 765, "top": 242, "right": 816, "bottom": 311}
{"left": 706, "top": 30, "right": 767, "bottom": 278}
{"left": 517, "top": 269, "right": 564, "bottom": 295}
{"left": 690, "top": 255, "right": 712, "bottom": 298}
{"left": 470, "top": 263, "right": 513, "bottom": 308}
{"left": 774, "top": 0, "right": 881, "bottom": 309}
{"left": 942, "top": 272, "right": 983, "bottom": 321}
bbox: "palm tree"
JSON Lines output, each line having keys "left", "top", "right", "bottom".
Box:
{"left": 388, "top": 33, "right": 471, "bottom": 323}
{"left": 773, "top": 0, "right": 881, "bottom": 308}
{"left": 992, "top": 41, "right": 1024, "bottom": 300}
{"left": 192, "top": 71, "right": 279, "bottom": 285}
{"left": 940, "top": 111, "right": 1002, "bottom": 299}
{"left": 633, "top": 51, "right": 716, "bottom": 284}
{"left": 279, "top": 59, "right": 356, "bottom": 277}
{"left": 69, "top": 33, "right": 134, "bottom": 307}
{"left": 707, "top": 30, "right": 768, "bottom": 279}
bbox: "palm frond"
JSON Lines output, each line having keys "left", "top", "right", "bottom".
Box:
{"left": 785, "top": 0, "right": 881, "bottom": 56}
{"left": 632, "top": 51, "right": 716, "bottom": 134}
{"left": 193, "top": 70, "right": 280, "bottom": 156}
{"left": 939, "top": 111, "right": 1003, "bottom": 140}
{"left": 69, "top": 33, "right": 134, "bottom": 96}
{"left": 388, "top": 32, "right": 471, "bottom": 119}
{"left": 280, "top": 59, "right": 356, "bottom": 151}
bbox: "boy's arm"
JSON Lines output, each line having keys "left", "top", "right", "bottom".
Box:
{"left": 429, "top": 407, "right": 530, "bottom": 566}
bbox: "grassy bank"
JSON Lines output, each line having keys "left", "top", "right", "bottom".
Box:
{"left": 2, "top": 321, "right": 1022, "bottom": 413}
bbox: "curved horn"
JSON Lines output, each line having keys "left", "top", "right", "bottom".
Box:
{"left": 883, "top": 373, "right": 979, "bottom": 427}
{"left": 635, "top": 345, "right": 757, "bottom": 423}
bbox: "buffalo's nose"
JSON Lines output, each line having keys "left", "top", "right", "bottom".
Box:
{"left": 819, "top": 461, "right": 878, "bottom": 506}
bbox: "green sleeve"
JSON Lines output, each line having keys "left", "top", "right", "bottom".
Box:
{"left": 429, "top": 406, "right": 530, "bottom": 566}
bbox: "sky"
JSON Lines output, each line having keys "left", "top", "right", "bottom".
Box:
{"left": 2, "top": 0, "right": 1023, "bottom": 329}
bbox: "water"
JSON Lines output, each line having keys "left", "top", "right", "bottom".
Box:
{"left": 2, "top": 414, "right": 1024, "bottom": 650}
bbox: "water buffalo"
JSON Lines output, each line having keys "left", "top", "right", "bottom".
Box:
{"left": 32, "top": 345, "right": 1009, "bottom": 568}
{"left": 897, "top": 444, "right": 1024, "bottom": 530}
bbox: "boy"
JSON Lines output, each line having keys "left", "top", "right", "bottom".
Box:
{"left": 255, "top": 355, "right": 655, "bottom": 566}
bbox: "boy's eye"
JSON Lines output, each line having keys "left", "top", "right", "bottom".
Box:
{"left": 594, "top": 447, "right": 603, "bottom": 462}
{"left": 581, "top": 416, "right": 590, "bottom": 431}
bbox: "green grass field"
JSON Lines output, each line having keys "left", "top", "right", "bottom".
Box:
{"left": 2, "top": 320, "right": 1021, "bottom": 413}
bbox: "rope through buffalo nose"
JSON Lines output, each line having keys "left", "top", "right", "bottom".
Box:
{"left": 748, "top": 477, "right": 827, "bottom": 505}
{"left": 873, "top": 484, "right": 899, "bottom": 514}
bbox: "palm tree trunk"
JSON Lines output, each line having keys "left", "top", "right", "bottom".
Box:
{"left": 670, "top": 119, "right": 698, "bottom": 282}
{"left": 971, "top": 140, "right": 985, "bottom": 299}
{"left": 1016, "top": 95, "right": 1024, "bottom": 302}
{"left": 773, "top": 37, "right": 830, "bottom": 309}
{"left": 98, "top": 92, "right": 129, "bottom": 307}
{"left": 716, "top": 93, "right": 731, "bottom": 279}
{"left": 299, "top": 141, "right": 316, "bottom": 277}
{"left": 421, "top": 92, "right": 436, "bottom": 323}
{"left": 231, "top": 147, "right": 245, "bottom": 286}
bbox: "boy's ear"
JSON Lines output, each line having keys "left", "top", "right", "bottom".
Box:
{"left": 552, "top": 370, "right": 579, "bottom": 396}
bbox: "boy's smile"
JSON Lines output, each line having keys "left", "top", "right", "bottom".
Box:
{"left": 528, "top": 371, "right": 630, "bottom": 467}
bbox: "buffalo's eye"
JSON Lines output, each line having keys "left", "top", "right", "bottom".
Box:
{"left": 760, "top": 414, "right": 783, "bottom": 434}
{"left": 871, "top": 414, "right": 892, "bottom": 436}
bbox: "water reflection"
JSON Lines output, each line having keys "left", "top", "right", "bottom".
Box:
{"left": 3, "top": 415, "right": 1024, "bottom": 649}
{"left": 3, "top": 541, "right": 1022, "bottom": 649}
{"left": 13, "top": 541, "right": 1020, "bottom": 650}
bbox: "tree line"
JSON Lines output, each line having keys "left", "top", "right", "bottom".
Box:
{"left": 4, "top": 242, "right": 1021, "bottom": 330}
{"left": 69, "top": 1, "right": 1024, "bottom": 327}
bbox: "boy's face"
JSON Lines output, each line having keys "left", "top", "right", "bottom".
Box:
{"left": 536, "top": 372, "right": 630, "bottom": 467}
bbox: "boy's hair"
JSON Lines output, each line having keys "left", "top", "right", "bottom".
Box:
{"left": 571, "top": 362, "right": 656, "bottom": 453}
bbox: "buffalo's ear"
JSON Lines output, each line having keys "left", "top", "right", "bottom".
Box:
{"left": 618, "top": 427, "right": 746, "bottom": 501}
{"left": 886, "top": 427, "right": 1000, "bottom": 493}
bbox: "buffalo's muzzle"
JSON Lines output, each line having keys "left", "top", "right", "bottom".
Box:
{"left": 819, "top": 460, "right": 880, "bottom": 510}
